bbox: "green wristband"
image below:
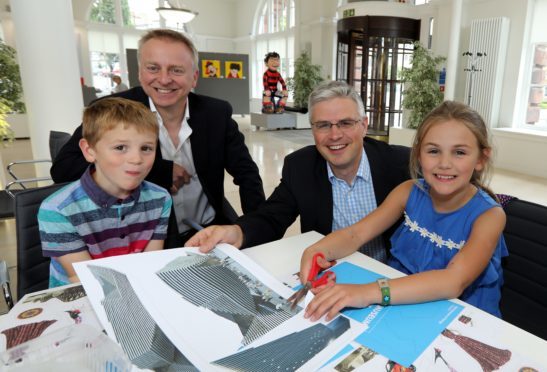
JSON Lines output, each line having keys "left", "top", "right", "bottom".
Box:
{"left": 377, "top": 278, "right": 391, "bottom": 306}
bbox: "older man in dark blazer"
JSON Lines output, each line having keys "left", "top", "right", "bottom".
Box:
{"left": 51, "top": 29, "right": 265, "bottom": 247}
{"left": 187, "top": 81, "right": 410, "bottom": 262}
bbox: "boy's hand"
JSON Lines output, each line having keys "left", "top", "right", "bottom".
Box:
{"left": 172, "top": 163, "right": 192, "bottom": 193}
{"left": 185, "top": 225, "right": 244, "bottom": 253}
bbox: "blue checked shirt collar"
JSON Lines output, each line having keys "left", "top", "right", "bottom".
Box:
{"left": 327, "top": 149, "right": 370, "bottom": 186}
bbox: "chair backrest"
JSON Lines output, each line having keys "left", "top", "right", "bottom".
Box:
{"left": 0, "top": 190, "right": 15, "bottom": 220}
{"left": 501, "top": 198, "right": 547, "bottom": 340}
{"left": 14, "top": 182, "right": 68, "bottom": 299}
{"left": 49, "top": 131, "right": 71, "bottom": 160}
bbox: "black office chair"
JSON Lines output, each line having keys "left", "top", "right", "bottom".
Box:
{"left": 0, "top": 260, "right": 14, "bottom": 310}
{"left": 49, "top": 130, "right": 71, "bottom": 161}
{"left": 500, "top": 197, "right": 547, "bottom": 340}
{"left": 0, "top": 130, "right": 70, "bottom": 221}
{"left": 0, "top": 190, "right": 16, "bottom": 220}
{"left": 14, "top": 182, "right": 68, "bottom": 300}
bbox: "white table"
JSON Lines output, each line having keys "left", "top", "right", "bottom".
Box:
{"left": 2, "top": 231, "right": 546, "bottom": 369}
{"left": 244, "top": 231, "right": 547, "bottom": 367}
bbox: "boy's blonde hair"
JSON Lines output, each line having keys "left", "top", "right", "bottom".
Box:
{"left": 82, "top": 97, "right": 158, "bottom": 147}
{"left": 410, "top": 100, "right": 497, "bottom": 200}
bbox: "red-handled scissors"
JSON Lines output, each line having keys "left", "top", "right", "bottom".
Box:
{"left": 287, "top": 252, "right": 336, "bottom": 310}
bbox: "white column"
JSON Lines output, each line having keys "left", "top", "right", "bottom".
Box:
{"left": 10, "top": 0, "right": 83, "bottom": 177}
{"left": 443, "top": 0, "right": 463, "bottom": 100}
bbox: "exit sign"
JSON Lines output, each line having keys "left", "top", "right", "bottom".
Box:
{"left": 343, "top": 9, "right": 355, "bottom": 18}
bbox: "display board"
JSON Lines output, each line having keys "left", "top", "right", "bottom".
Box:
{"left": 195, "top": 52, "right": 250, "bottom": 115}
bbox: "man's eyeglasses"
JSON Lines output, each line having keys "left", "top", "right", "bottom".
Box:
{"left": 311, "top": 119, "right": 361, "bottom": 132}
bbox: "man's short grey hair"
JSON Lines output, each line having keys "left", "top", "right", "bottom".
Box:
{"left": 138, "top": 29, "right": 199, "bottom": 71}
{"left": 308, "top": 80, "right": 365, "bottom": 118}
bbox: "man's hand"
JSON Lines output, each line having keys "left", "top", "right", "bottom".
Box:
{"left": 171, "top": 163, "right": 192, "bottom": 194}
{"left": 185, "top": 225, "right": 244, "bottom": 253}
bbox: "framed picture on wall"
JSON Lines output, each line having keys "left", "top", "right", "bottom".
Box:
{"left": 202, "top": 60, "right": 221, "bottom": 78}
{"left": 225, "top": 61, "right": 243, "bottom": 79}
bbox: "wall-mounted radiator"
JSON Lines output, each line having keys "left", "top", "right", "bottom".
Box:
{"left": 464, "top": 17, "right": 510, "bottom": 127}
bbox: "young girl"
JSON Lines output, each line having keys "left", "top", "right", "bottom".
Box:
{"left": 300, "top": 100, "right": 508, "bottom": 320}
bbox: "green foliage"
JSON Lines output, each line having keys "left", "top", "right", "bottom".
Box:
{"left": 0, "top": 99, "right": 14, "bottom": 144}
{"left": 90, "top": 0, "right": 132, "bottom": 26}
{"left": 0, "top": 39, "right": 25, "bottom": 142}
{"left": 401, "top": 42, "right": 446, "bottom": 129}
{"left": 287, "top": 52, "right": 323, "bottom": 108}
{"left": 0, "top": 39, "right": 25, "bottom": 113}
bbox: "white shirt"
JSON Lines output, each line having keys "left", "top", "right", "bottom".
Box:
{"left": 149, "top": 98, "right": 215, "bottom": 233}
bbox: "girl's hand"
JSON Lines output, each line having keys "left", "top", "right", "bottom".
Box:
{"left": 299, "top": 248, "right": 333, "bottom": 284}
{"left": 304, "top": 283, "right": 373, "bottom": 322}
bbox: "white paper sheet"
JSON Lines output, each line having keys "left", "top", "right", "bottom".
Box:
{"left": 74, "top": 244, "right": 364, "bottom": 371}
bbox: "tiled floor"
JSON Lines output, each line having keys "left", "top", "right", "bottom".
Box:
{"left": 2, "top": 116, "right": 547, "bottom": 314}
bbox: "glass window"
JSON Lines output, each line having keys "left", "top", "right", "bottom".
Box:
{"left": 257, "top": 0, "right": 295, "bottom": 35}
{"left": 254, "top": 0, "right": 296, "bottom": 99}
{"left": 519, "top": 1, "right": 547, "bottom": 130}
{"left": 125, "top": 0, "right": 160, "bottom": 29}
{"left": 88, "top": 31, "right": 121, "bottom": 95}
{"left": 89, "top": 0, "right": 117, "bottom": 24}
{"left": 524, "top": 44, "right": 547, "bottom": 128}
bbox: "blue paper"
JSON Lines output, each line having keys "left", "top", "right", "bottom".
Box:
{"left": 330, "top": 262, "right": 463, "bottom": 367}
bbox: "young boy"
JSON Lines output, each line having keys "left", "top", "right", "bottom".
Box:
{"left": 39, "top": 97, "right": 172, "bottom": 287}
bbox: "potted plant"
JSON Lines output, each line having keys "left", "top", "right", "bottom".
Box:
{"left": 0, "top": 38, "right": 25, "bottom": 143}
{"left": 287, "top": 52, "right": 323, "bottom": 128}
{"left": 401, "top": 41, "right": 445, "bottom": 129}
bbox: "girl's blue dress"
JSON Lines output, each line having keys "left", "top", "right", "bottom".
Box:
{"left": 388, "top": 180, "right": 508, "bottom": 317}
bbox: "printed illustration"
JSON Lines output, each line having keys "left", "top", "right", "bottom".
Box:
{"left": 458, "top": 315, "right": 473, "bottom": 326}
{"left": 156, "top": 251, "right": 300, "bottom": 346}
{"left": 435, "top": 347, "right": 457, "bottom": 371}
{"left": 23, "top": 284, "right": 86, "bottom": 304}
{"left": 225, "top": 61, "right": 242, "bottom": 79}
{"left": 1, "top": 320, "right": 57, "bottom": 349}
{"left": 75, "top": 246, "right": 362, "bottom": 370}
{"left": 441, "top": 329, "right": 511, "bottom": 371}
{"left": 386, "top": 360, "right": 416, "bottom": 372}
{"left": 65, "top": 309, "right": 82, "bottom": 324}
{"left": 17, "top": 308, "right": 43, "bottom": 319}
{"left": 89, "top": 265, "right": 197, "bottom": 371}
{"left": 334, "top": 345, "right": 377, "bottom": 372}
{"left": 202, "top": 59, "right": 220, "bottom": 78}
{"left": 213, "top": 316, "right": 350, "bottom": 371}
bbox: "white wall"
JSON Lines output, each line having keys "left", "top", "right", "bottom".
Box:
{"left": 454, "top": 0, "right": 528, "bottom": 128}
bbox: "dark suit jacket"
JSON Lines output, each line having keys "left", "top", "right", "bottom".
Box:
{"left": 51, "top": 87, "right": 265, "bottom": 225}
{"left": 237, "top": 137, "right": 411, "bottom": 250}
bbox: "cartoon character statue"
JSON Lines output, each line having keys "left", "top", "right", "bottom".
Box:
{"left": 262, "top": 52, "right": 288, "bottom": 114}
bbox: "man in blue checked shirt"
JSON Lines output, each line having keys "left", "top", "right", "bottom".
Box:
{"left": 186, "top": 81, "right": 410, "bottom": 263}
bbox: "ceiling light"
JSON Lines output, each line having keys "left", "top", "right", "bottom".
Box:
{"left": 157, "top": 0, "right": 198, "bottom": 24}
